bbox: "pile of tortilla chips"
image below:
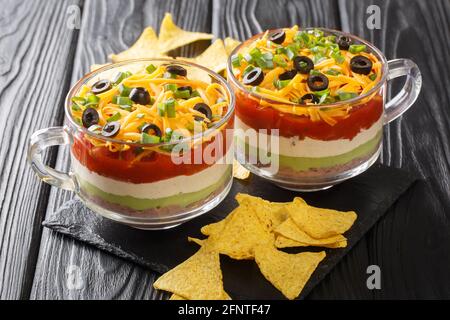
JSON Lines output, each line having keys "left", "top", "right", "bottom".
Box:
{"left": 153, "top": 193, "right": 357, "bottom": 300}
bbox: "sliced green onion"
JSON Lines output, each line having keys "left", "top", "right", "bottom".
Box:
{"left": 164, "top": 84, "right": 177, "bottom": 92}
{"left": 243, "top": 65, "right": 255, "bottom": 76}
{"left": 331, "top": 51, "right": 345, "bottom": 64}
{"left": 369, "top": 73, "right": 377, "bottom": 81}
{"left": 136, "top": 113, "right": 145, "bottom": 119}
{"left": 325, "top": 69, "right": 341, "bottom": 76}
{"left": 338, "top": 92, "right": 358, "bottom": 101}
{"left": 71, "top": 104, "right": 81, "bottom": 111}
{"left": 141, "top": 132, "right": 161, "bottom": 144}
{"left": 107, "top": 112, "right": 121, "bottom": 122}
{"left": 146, "top": 64, "right": 157, "bottom": 74}
{"left": 112, "top": 71, "right": 131, "bottom": 85}
{"left": 87, "top": 124, "right": 102, "bottom": 134}
{"left": 120, "top": 105, "right": 132, "bottom": 112}
{"left": 157, "top": 103, "right": 165, "bottom": 116}
{"left": 249, "top": 47, "right": 262, "bottom": 59}
{"left": 243, "top": 53, "right": 253, "bottom": 63}
{"left": 349, "top": 44, "right": 366, "bottom": 54}
{"left": 286, "top": 48, "right": 296, "bottom": 60}
{"left": 190, "top": 90, "right": 200, "bottom": 98}
{"left": 174, "top": 89, "right": 191, "bottom": 99}
{"left": 310, "top": 69, "right": 322, "bottom": 76}
{"left": 116, "top": 96, "right": 133, "bottom": 105}
{"left": 163, "top": 72, "right": 177, "bottom": 79}
{"left": 72, "top": 96, "right": 86, "bottom": 105}
{"left": 165, "top": 98, "right": 176, "bottom": 118}
{"left": 273, "top": 79, "right": 291, "bottom": 89}
{"left": 87, "top": 94, "right": 100, "bottom": 104}
{"left": 231, "top": 54, "right": 243, "bottom": 67}
{"left": 118, "top": 84, "right": 131, "bottom": 97}
{"left": 273, "top": 54, "right": 287, "bottom": 67}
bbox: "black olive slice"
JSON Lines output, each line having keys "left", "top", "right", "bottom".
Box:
{"left": 337, "top": 36, "right": 351, "bottom": 50}
{"left": 193, "top": 103, "right": 212, "bottom": 121}
{"left": 166, "top": 65, "right": 187, "bottom": 77}
{"left": 243, "top": 67, "right": 264, "bottom": 86}
{"left": 307, "top": 73, "right": 329, "bottom": 91}
{"left": 91, "top": 79, "right": 111, "bottom": 94}
{"left": 81, "top": 107, "right": 99, "bottom": 128}
{"left": 293, "top": 56, "right": 314, "bottom": 74}
{"left": 269, "top": 30, "right": 286, "bottom": 44}
{"left": 141, "top": 123, "right": 162, "bottom": 137}
{"left": 278, "top": 70, "right": 297, "bottom": 81}
{"left": 350, "top": 55, "right": 373, "bottom": 75}
{"left": 129, "top": 87, "right": 151, "bottom": 105}
{"left": 102, "top": 121, "right": 121, "bottom": 137}
{"left": 300, "top": 93, "right": 319, "bottom": 104}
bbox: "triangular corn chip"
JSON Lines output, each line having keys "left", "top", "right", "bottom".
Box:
{"left": 208, "top": 203, "right": 274, "bottom": 259}
{"left": 274, "top": 218, "right": 347, "bottom": 246}
{"left": 110, "top": 27, "right": 170, "bottom": 62}
{"left": 274, "top": 234, "right": 348, "bottom": 249}
{"left": 286, "top": 200, "right": 357, "bottom": 239}
{"left": 224, "top": 37, "right": 241, "bottom": 55}
{"left": 169, "top": 294, "right": 186, "bottom": 300}
{"left": 158, "top": 13, "right": 213, "bottom": 53}
{"left": 153, "top": 245, "right": 224, "bottom": 300}
{"left": 254, "top": 245, "right": 325, "bottom": 300}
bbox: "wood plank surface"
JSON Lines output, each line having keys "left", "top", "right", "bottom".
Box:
{"left": 0, "top": 0, "right": 81, "bottom": 299}
{"left": 30, "top": 0, "right": 210, "bottom": 300}
{"left": 338, "top": 0, "right": 450, "bottom": 299}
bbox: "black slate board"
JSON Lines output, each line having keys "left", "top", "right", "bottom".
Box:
{"left": 43, "top": 164, "right": 416, "bottom": 299}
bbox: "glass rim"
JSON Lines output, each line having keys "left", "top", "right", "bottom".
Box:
{"left": 226, "top": 27, "right": 388, "bottom": 108}
{"left": 65, "top": 58, "right": 235, "bottom": 146}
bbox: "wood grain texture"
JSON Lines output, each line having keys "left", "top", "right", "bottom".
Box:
{"left": 0, "top": 0, "right": 81, "bottom": 299}
{"left": 31, "top": 0, "right": 210, "bottom": 300}
{"left": 212, "top": 0, "right": 340, "bottom": 40}
{"left": 338, "top": 0, "right": 450, "bottom": 298}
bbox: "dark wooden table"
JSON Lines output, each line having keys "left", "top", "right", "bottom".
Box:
{"left": 0, "top": 0, "right": 449, "bottom": 300}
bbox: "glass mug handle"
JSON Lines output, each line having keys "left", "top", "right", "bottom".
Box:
{"left": 28, "top": 126, "right": 77, "bottom": 191}
{"left": 384, "top": 58, "right": 422, "bottom": 124}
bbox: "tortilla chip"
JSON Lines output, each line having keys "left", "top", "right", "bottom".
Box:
{"left": 188, "top": 237, "right": 206, "bottom": 246}
{"left": 153, "top": 245, "right": 224, "bottom": 300}
{"left": 275, "top": 218, "right": 347, "bottom": 246}
{"left": 110, "top": 27, "right": 169, "bottom": 62}
{"left": 224, "top": 37, "right": 241, "bottom": 55}
{"left": 158, "top": 13, "right": 213, "bottom": 53}
{"left": 286, "top": 200, "right": 357, "bottom": 239}
{"left": 182, "top": 39, "right": 228, "bottom": 73}
{"left": 169, "top": 294, "right": 186, "bottom": 300}
{"left": 209, "top": 203, "right": 274, "bottom": 259}
{"left": 235, "top": 193, "right": 297, "bottom": 231}
{"left": 254, "top": 245, "right": 325, "bottom": 300}
{"left": 233, "top": 159, "right": 250, "bottom": 180}
{"left": 274, "top": 235, "right": 348, "bottom": 249}
{"left": 200, "top": 208, "right": 237, "bottom": 236}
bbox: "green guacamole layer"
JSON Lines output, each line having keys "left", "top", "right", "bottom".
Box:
{"left": 78, "top": 167, "right": 231, "bottom": 211}
{"left": 236, "top": 131, "right": 381, "bottom": 172}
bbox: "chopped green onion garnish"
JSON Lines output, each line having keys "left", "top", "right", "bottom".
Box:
{"left": 310, "top": 69, "right": 322, "bottom": 76}
{"left": 87, "top": 94, "right": 100, "bottom": 104}
{"left": 174, "top": 89, "right": 191, "bottom": 99}
{"left": 249, "top": 48, "right": 262, "bottom": 59}
{"left": 87, "top": 124, "right": 102, "bottom": 134}
{"left": 107, "top": 112, "right": 121, "bottom": 122}
{"left": 71, "top": 104, "right": 81, "bottom": 111}
{"left": 163, "top": 72, "right": 177, "bottom": 79}
{"left": 273, "top": 54, "right": 287, "bottom": 67}
{"left": 331, "top": 51, "right": 345, "bottom": 64}
{"left": 243, "top": 65, "right": 255, "bottom": 76}
{"left": 72, "top": 97, "right": 86, "bottom": 105}
{"left": 116, "top": 96, "right": 133, "bottom": 105}
{"left": 165, "top": 98, "right": 176, "bottom": 118}
{"left": 164, "top": 84, "right": 177, "bottom": 92}
{"left": 369, "top": 73, "right": 377, "bottom": 81}
{"left": 120, "top": 105, "right": 132, "bottom": 112}
{"left": 349, "top": 44, "right": 366, "bottom": 54}
{"left": 146, "top": 64, "right": 157, "bottom": 74}
{"left": 157, "top": 103, "right": 165, "bottom": 116}
{"left": 190, "top": 90, "right": 200, "bottom": 98}
{"left": 273, "top": 79, "right": 291, "bottom": 89}
{"left": 112, "top": 71, "right": 131, "bottom": 85}
{"left": 338, "top": 92, "right": 358, "bottom": 101}
{"left": 141, "top": 132, "right": 161, "bottom": 144}
{"left": 231, "top": 54, "right": 243, "bottom": 67}
{"left": 136, "top": 113, "right": 145, "bottom": 119}
{"left": 325, "top": 69, "right": 341, "bottom": 76}
{"left": 118, "top": 84, "right": 131, "bottom": 97}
